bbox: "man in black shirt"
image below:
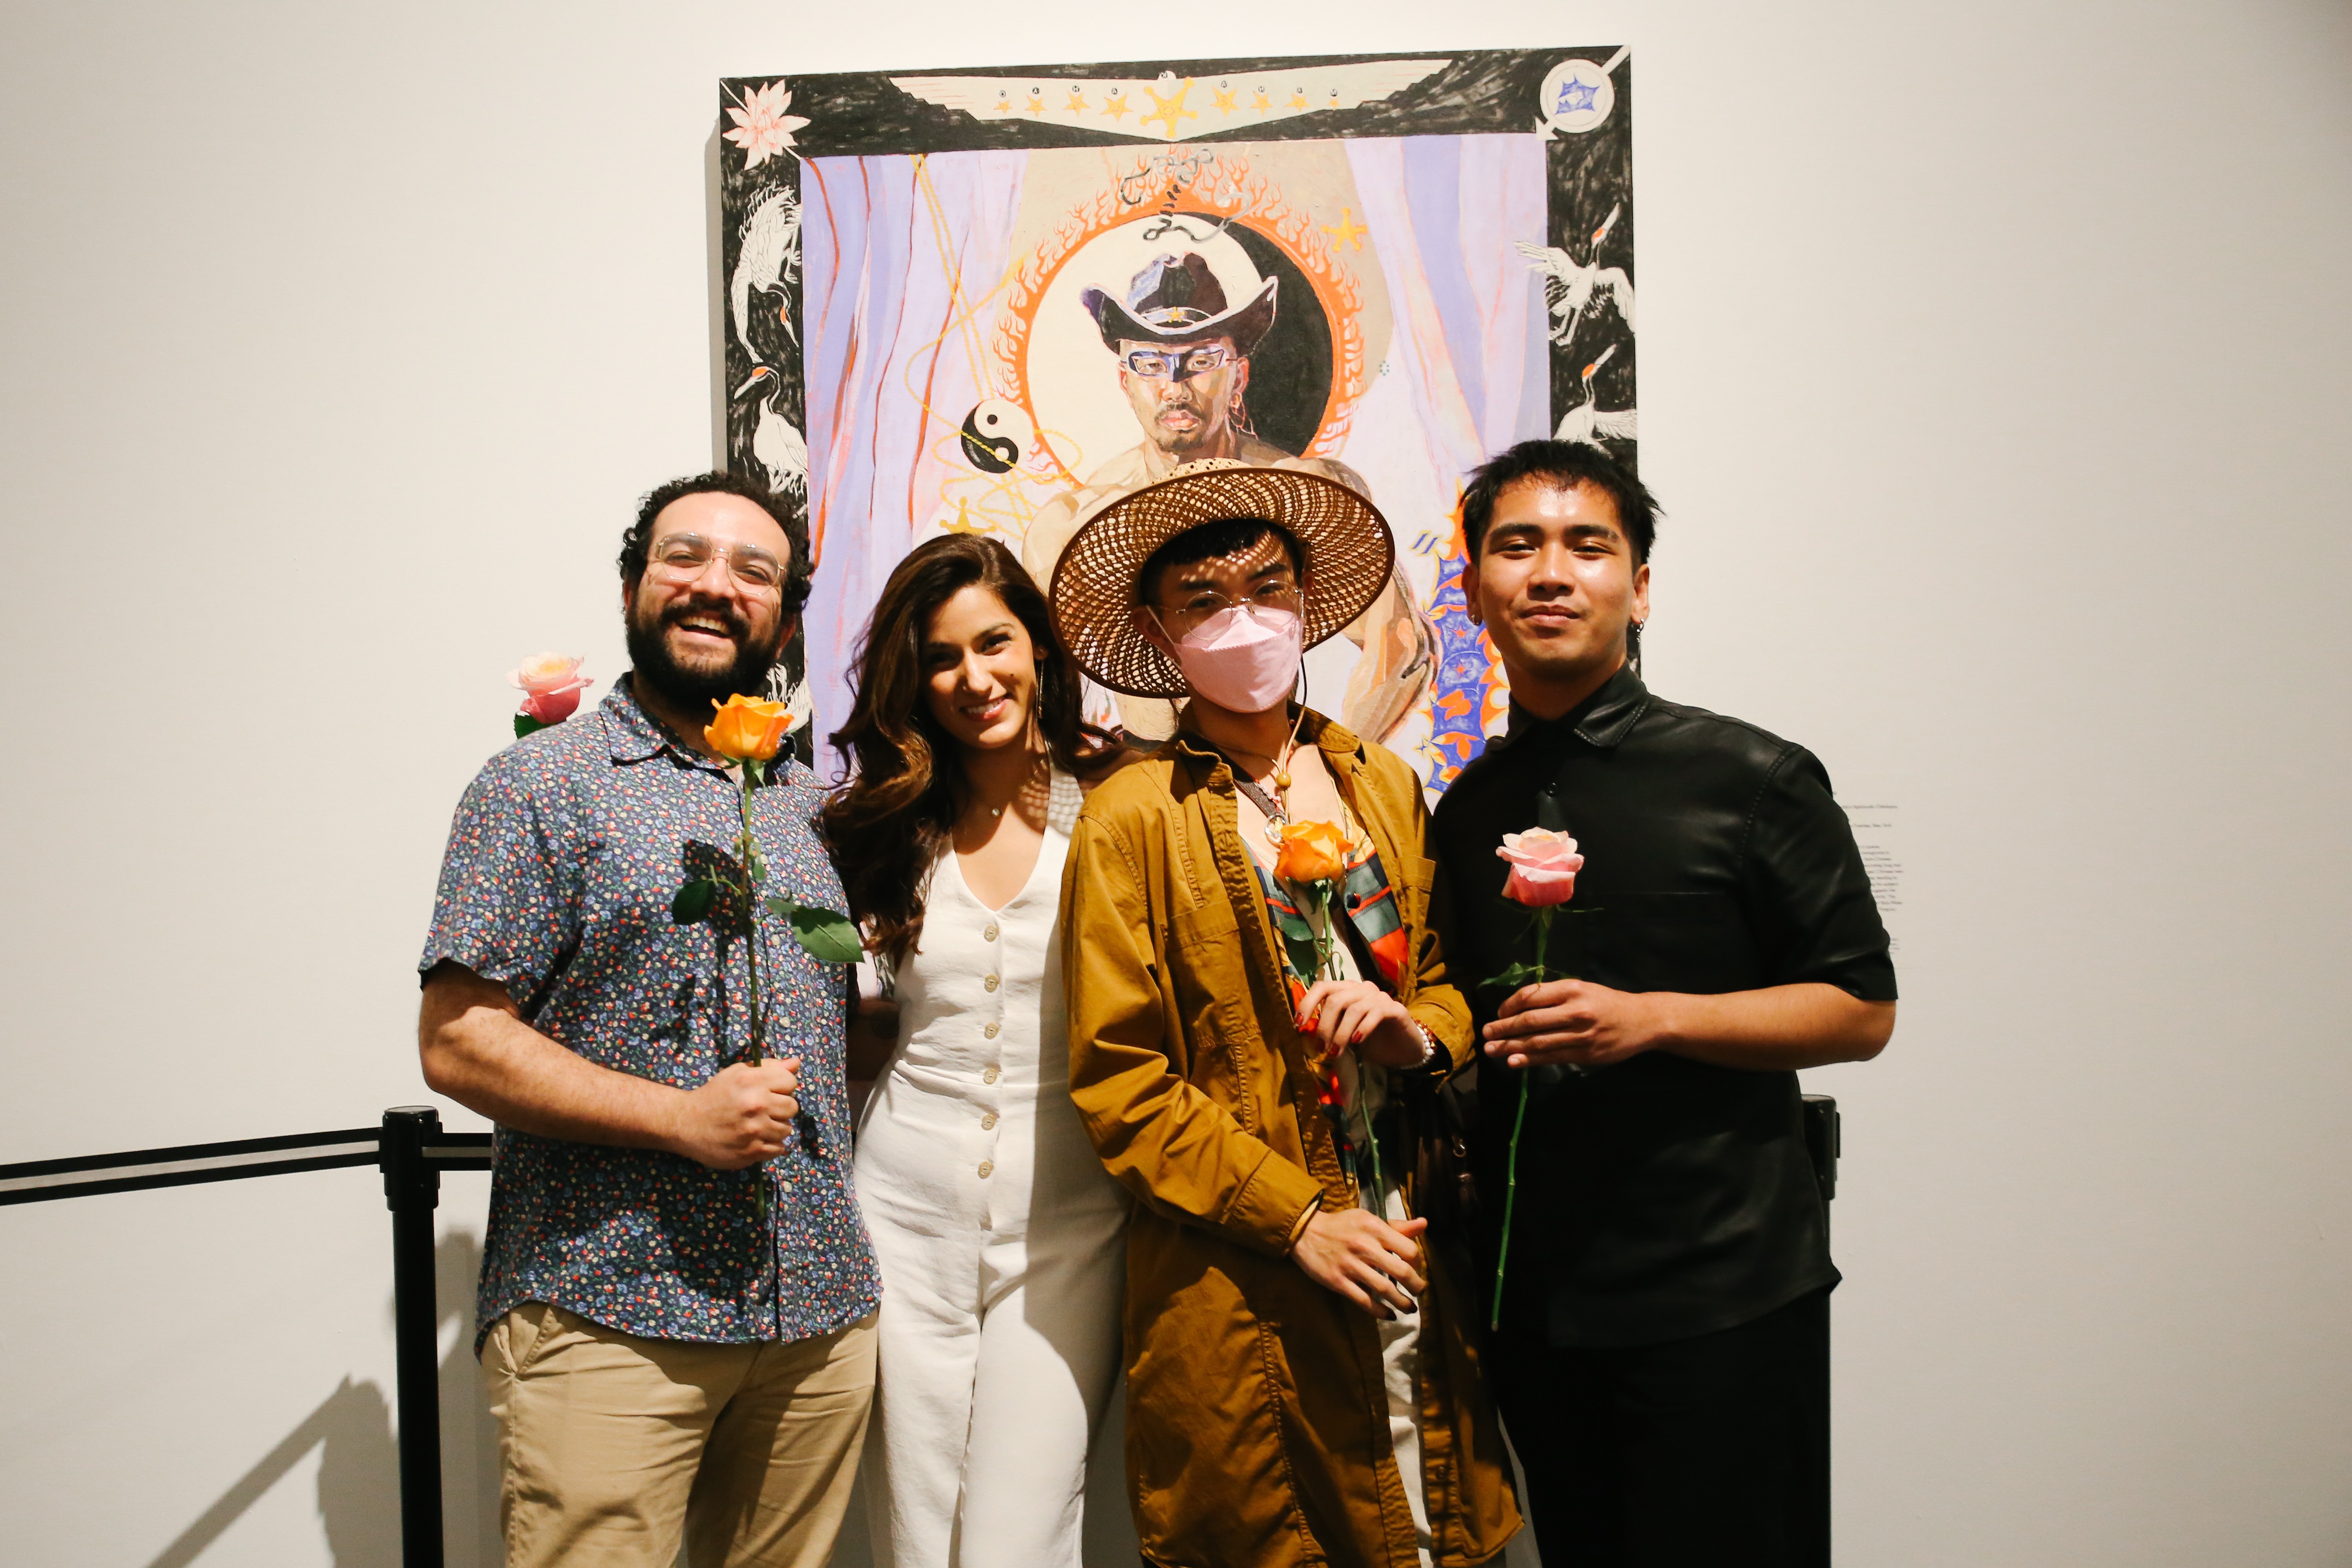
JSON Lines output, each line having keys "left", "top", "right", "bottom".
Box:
{"left": 1429, "top": 440, "right": 1896, "bottom": 1567}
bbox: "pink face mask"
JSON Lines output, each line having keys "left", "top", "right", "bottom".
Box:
{"left": 1161, "top": 604, "right": 1304, "bottom": 713}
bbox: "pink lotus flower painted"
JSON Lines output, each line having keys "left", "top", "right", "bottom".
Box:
{"left": 724, "top": 82, "right": 810, "bottom": 169}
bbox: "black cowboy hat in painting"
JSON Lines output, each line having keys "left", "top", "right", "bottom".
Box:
{"left": 1082, "top": 252, "right": 1278, "bottom": 356}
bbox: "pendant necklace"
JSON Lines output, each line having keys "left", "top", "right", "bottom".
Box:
{"left": 983, "top": 752, "right": 1048, "bottom": 820}
{"left": 1214, "top": 705, "right": 1310, "bottom": 835}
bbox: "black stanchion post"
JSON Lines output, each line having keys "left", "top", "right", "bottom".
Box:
{"left": 382, "top": 1105, "right": 445, "bottom": 1568}
{"left": 1800, "top": 1094, "right": 1840, "bottom": 1564}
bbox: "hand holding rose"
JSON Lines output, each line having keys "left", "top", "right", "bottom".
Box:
{"left": 666, "top": 1055, "right": 803, "bottom": 1170}
{"left": 1296, "top": 979, "right": 1429, "bottom": 1067}
{"left": 1484, "top": 976, "right": 1661, "bottom": 1069}
{"left": 1486, "top": 824, "right": 1586, "bottom": 1328}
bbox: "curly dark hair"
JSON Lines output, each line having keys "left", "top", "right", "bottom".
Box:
{"left": 618, "top": 472, "right": 815, "bottom": 618}
{"left": 822, "top": 535, "right": 1121, "bottom": 966}
{"left": 1459, "top": 440, "right": 1661, "bottom": 564}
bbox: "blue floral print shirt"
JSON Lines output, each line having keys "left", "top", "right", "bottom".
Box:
{"left": 420, "top": 677, "right": 879, "bottom": 1348}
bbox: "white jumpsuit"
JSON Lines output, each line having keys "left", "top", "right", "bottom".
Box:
{"left": 854, "top": 771, "right": 1130, "bottom": 1567}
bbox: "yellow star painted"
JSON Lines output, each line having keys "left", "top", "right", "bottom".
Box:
{"left": 994, "top": 94, "right": 1012, "bottom": 113}
{"left": 1064, "top": 89, "right": 1089, "bottom": 114}
{"left": 1103, "top": 89, "right": 1130, "bottom": 121}
{"left": 1213, "top": 86, "right": 1238, "bottom": 116}
{"left": 1323, "top": 207, "right": 1368, "bottom": 251}
{"left": 1251, "top": 88, "right": 1273, "bottom": 113}
{"left": 1287, "top": 87, "right": 1309, "bottom": 110}
{"left": 1142, "top": 79, "right": 1198, "bottom": 137}
{"left": 1023, "top": 94, "right": 1044, "bottom": 115}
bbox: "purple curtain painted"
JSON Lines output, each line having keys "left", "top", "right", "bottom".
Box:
{"left": 800, "top": 150, "right": 1027, "bottom": 780}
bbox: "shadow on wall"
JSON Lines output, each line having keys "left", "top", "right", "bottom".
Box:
{"left": 141, "top": 1229, "right": 501, "bottom": 1568}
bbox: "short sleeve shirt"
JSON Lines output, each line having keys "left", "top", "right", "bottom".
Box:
{"left": 419, "top": 678, "right": 879, "bottom": 1348}
{"left": 1431, "top": 666, "right": 1895, "bottom": 1348}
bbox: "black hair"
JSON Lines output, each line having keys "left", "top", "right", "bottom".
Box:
{"left": 1459, "top": 440, "right": 1661, "bottom": 565}
{"left": 1135, "top": 516, "right": 1306, "bottom": 606}
{"left": 618, "top": 471, "right": 816, "bottom": 618}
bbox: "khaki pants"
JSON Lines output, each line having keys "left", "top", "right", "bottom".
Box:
{"left": 483, "top": 1302, "right": 878, "bottom": 1568}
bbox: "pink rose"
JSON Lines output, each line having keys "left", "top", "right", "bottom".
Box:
{"left": 519, "top": 684, "right": 585, "bottom": 724}
{"left": 1497, "top": 827, "right": 1585, "bottom": 908}
{"left": 509, "top": 653, "right": 588, "bottom": 725}
{"left": 510, "top": 652, "right": 588, "bottom": 695}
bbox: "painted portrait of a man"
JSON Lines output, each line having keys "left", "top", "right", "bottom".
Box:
{"left": 1022, "top": 248, "right": 1434, "bottom": 743}
{"left": 740, "top": 51, "right": 1636, "bottom": 792}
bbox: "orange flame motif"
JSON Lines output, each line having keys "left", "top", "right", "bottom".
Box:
{"left": 991, "top": 150, "right": 1370, "bottom": 477}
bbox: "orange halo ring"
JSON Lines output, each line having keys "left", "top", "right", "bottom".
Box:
{"left": 992, "top": 152, "right": 1369, "bottom": 488}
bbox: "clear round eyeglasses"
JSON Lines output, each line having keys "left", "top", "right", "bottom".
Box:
{"left": 1161, "top": 579, "right": 1302, "bottom": 638}
{"left": 647, "top": 533, "right": 786, "bottom": 595}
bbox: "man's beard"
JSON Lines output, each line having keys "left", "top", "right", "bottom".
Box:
{"left": 626, "top": 595, "right": 784, "bottom": 716}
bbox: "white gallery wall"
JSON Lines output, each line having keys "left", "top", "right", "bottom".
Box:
{"left": 3, "top": 0, "right": 2347, "bottom": 1563}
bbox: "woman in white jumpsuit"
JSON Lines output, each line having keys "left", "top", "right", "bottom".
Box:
{"left": 823, "top": 535, "right": 1129, "bottom": 1568}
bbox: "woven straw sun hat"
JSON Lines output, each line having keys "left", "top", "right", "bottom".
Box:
{"left": 1048, "top": 458, "right": 1396, "bottom": 700}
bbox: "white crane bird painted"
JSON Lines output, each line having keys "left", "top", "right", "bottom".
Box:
{"left": 732, "top": 189, "right": 802, "bottom": 358}
{"left": 733, "top": 366, "right": 808, "bottom": 497}
{"left": 1516, "top": 202, "right": 1635, "bottom": 352}
{"left": 1553, "top": 344, "right": 1638, "bottom": 449}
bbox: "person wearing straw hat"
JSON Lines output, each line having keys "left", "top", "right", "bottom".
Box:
{"left": 1052, "top": 459, "right": 1521, "bottom": 1567}
{"left": 1022, "top": 250, "right": 1434, "bottom": 749}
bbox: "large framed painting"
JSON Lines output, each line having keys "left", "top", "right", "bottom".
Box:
{"left": 719, "top": 47, "right": 1635, "bottom": 792}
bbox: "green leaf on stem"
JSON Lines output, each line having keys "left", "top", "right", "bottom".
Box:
{"left": 762, "top": 893, "right": 861, "bottom": 962}
{"left": 787, "top": 905, "right": 864, "bottom": 964}
{"left": 671, "top": 878, "right": 719, "bottom": 924}
{"left": 513, "top": 713, "right": 549, "bottom": 739}
{"left": 1479, "top": 962, "right": 1550, "bottom": 992}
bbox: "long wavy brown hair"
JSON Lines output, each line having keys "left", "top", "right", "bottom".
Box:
{"left": 822, "top": 535, "right": 1120, "bottom": 966}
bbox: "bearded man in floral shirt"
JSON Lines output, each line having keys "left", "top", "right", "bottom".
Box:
{"left": 417, "top": 472, "right": 879, "bottom": 1568}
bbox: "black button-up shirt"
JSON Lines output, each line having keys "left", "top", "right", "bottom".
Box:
{"left": 1430, "top": 665, "right": 1896, "bottom": 1348}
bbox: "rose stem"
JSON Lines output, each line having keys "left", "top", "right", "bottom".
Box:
{"left": 738, "top": 766, "right": 764, "bottom": 1067}
{"left": 1493, "top": 905, "right": 1552, "bottom": 1330}
{"left": 736, "top": 764, "right": 771, "bottom": 1221}
{"left": 1317, "top": 889, "right": 1383, "bottom": 1213}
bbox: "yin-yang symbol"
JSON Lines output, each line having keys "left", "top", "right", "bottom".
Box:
{"left": 959, "top": 400, "right": 1033, "bottom": 473}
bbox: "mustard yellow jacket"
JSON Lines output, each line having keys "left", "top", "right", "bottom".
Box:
{"left": 1062, "top": 710, "right": 1522, "bottom": 1568}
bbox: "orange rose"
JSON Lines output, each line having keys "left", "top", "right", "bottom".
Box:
{"left": 705, "top": 693, "right": 794, "bottom": 762}
{"left": 1273, "top": 820, "right": 1351, "bottom": 885}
